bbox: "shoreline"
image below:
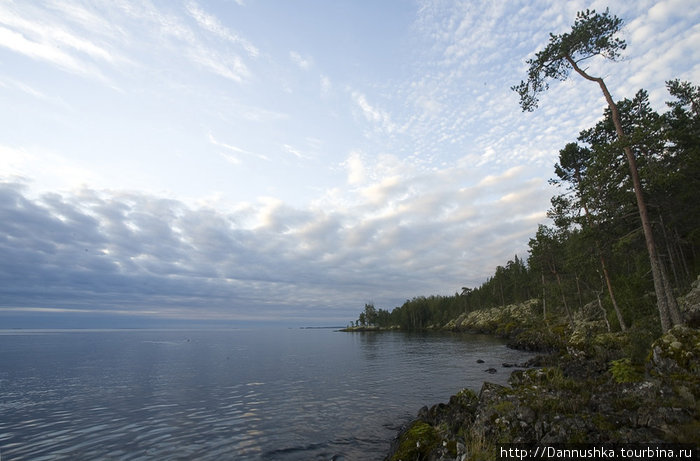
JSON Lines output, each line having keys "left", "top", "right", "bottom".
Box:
{"left": 342, "top": 299, "right": 700, "bottom": 460}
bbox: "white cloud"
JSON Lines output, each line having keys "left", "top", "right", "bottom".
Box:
{"left": 0, "top": 25, "right": 105, "bottom": 79}
{"left": 0, "top": 1, "right": 137, "bottom": 84}
{"left": 0, "top": 3, "right": 113, "bottom": 61}
{"left": 345, "top": 150, "right": 366, "bottom": 185}
{"left": 185, "top": 0, "right": 259, "bottom": 57}
{"left": 289, "top": 50, "right": 312, "bottom": 70}
{"left": 187, "top": 45, "right": 250, "bottom": 82}
{"left": 0, "top": 76, "right": 52, "bottom": 101}
{"left": 478, "top": 166, "right": 525, "bottom": 187}
{"left": 320, "top": 74, "right": 332, "bottom": 95}
{"left": 283, "top": 144, "right": 309, "bottom": 160}
{"left": 0, "top": 144, "right": 104, "bottom": 192}
{"left": 219, "top": 153, "right": 241, "bottom": 165}
{"left": 352, "top": 92, "right": 396, "bottom": 133}
{"left": 208, "top": 134, "right": 270, "bottom": 162}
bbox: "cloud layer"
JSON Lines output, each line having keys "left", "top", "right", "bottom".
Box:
{"left": 0, "top": 161, "right": 548, "bottom": 324}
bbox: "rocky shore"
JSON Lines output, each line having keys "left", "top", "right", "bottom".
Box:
{"left": 383, "top": 279, "right": 700, "bottom": 460}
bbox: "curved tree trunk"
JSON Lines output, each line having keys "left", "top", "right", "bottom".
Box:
{"left": 566, "top": 56, "right": 681, "bottom": 331}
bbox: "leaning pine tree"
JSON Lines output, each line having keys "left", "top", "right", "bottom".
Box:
{"left": 512, "top": 9, "right": 682, "bottom": 332}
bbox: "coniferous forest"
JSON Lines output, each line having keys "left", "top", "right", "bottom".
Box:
{"left": 353, "top": 78, "right": 699, "bottom": 334}
{"left": 352, "top": 10, "right": 699, "bottom": 338}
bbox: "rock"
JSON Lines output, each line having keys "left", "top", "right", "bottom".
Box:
{"left": 516, "top": 406, "right": 536, "bottom": 426}
{"left": 447, "top": 300, "right": 539, "bottom": 335}
{"left": 678, "top": 275, "right": 700, "bottom": 327}
{"left": 385, "top": 420, "right": 440, "bottom": 461}
{"left": 508, "top": 326, "right": 564, "bottom": 352}
{"left": 476, "top": 359, "right": 485, "bottom": 363}
{"left": 502, "top": 362, "right": 528, "bottom": 368}
{"left": 648, "top": 325, "right": 700, "bottom": 379}
{"left": 484, "top": 368, "right": 497, "bottom": 374}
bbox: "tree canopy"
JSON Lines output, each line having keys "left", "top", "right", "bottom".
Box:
{"left": 512, "top": 8, "right": 625, "bottom": 111}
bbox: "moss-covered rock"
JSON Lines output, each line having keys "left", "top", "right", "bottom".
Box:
{"left": 508, "top": 325, "right": 566, "bottom": 352}
{"left": 567, "top": 300, "right": 611, "bottom": 350}
{"left": 388, "top": 420, "right": 441, "bottom": 461}
{"left": 446, "top": 300, "right": 539, "bottom": 334}
{"left": 446, "top": 300, "right": 574, "bottom": 353}
{"left": 649, "top": 325, "right": 700, "bottom": 376}
{"left": 648, "top": 325, "right": 700, "bottom": 395}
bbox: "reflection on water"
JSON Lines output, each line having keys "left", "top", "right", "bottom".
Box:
{"left": 0, "top": 329, "right": 534, "bottom": 460}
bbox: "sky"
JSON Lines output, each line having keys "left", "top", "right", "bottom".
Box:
{"left": 1, "top": 0, "right": 698, "bottom": 328}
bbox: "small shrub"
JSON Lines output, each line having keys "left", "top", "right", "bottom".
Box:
{"left": 609, "top": 358, "right": 643, "bottom": 383}
{"left": 460, "top": 425, "right": 496, "bottom": 461}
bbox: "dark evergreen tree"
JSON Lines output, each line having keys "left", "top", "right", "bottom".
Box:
{"left": 513, "top": 8, "right": 680, "bottom": 331}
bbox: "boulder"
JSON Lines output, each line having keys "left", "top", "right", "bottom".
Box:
{"left": 678, "top": 275, "right": 700, "bottom": 327}
{"left": 648, "top": 325, "right": 700, "bottom": 379}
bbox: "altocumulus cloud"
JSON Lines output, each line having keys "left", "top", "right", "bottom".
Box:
{"left": 0, "top": 161, "right": 550, "bottom": 326}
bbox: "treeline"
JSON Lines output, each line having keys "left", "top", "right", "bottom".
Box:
{"left": 352, "top": 80, "right": 700, "bottom": 332}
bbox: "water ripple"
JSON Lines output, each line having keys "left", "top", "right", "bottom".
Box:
{"left": 0, "top": 329, "right": 533, "bottom": 460}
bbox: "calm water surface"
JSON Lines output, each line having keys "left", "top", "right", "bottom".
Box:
{"left": 0, "top": 329, "right": 534, "bottom": 460}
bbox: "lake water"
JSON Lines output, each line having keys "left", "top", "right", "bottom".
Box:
{"left": 0, "top": 328, "right": 534, "bottom": 460}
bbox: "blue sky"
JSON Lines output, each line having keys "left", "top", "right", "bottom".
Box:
{"left": 1, "top": 0, "right": 698, "bottom": 327}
